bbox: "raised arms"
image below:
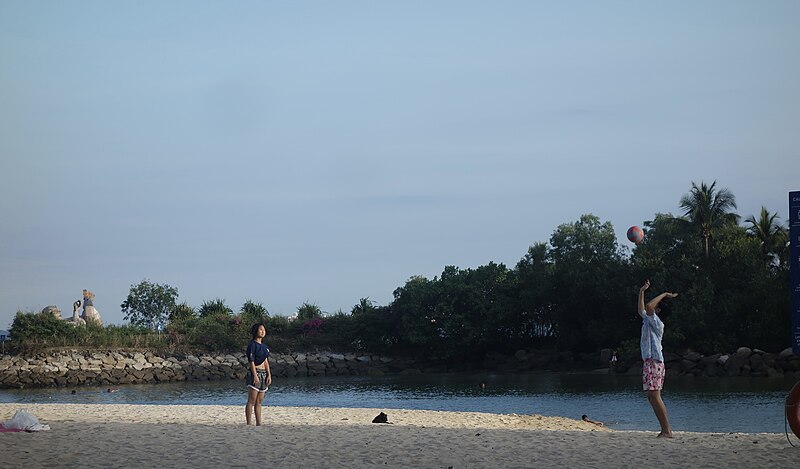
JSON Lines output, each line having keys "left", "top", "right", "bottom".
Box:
{"left": 639, "top": 280, "right": 678, "bottom": 316}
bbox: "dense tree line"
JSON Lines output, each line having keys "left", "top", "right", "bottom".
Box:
{"left": 354, "top": 180, "right": 790, "bottom": 359}
{"left": 11, "top": 181, "right": 791, "bottom": 360}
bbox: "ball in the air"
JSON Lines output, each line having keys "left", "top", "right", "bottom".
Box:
{"left": 627, "top": 225, "right": 644, "bottom": 244}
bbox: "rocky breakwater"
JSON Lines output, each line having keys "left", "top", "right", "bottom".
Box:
{"left": 612, "top": 347, "right": 800, "bottom": 378}
{"left": 0, "top": 351, "right": 399, "bottom": 389}
{"left": 670, "top": 347, "right": 800, "bottom": 378}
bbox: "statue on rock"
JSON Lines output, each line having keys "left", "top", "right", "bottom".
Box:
{"left": 81, "top": 289, "right": 103, "bottom": 325}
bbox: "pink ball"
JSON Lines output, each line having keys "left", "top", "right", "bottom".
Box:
{"left": 627, "top": 225, "right": 644, "bottom": 244}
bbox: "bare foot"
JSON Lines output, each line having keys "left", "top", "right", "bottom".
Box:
{"left": 657, "top": 432, "right": 673, "bottom": 438}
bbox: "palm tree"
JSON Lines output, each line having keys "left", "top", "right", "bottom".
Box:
{"left": 678, "top": 180, "right": 739, "bottom": 257}
{"left": 745, "top": 206, "right": 788, "bottom": 265}
{"left": 198, "top": 298, "right": 233, "bottom": 317}
{"left": 351, "top": 297, "right": 376, "bottom": 316}
{"left": 296, "top": 302, "right": 322, "bottom": 321}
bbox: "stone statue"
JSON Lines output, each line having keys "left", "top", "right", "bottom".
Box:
{"left": 64, "top": 300, "right": 86, "bottom": 326}
{"left": 81, "top": 289, "right": 103, "bottom": 326}
{"left": 40, "top": 305, "right": 62, "bottom": 320}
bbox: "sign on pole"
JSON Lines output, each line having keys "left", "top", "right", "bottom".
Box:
{"left": 790, "top": 191, "right": 800, "bottom": 354}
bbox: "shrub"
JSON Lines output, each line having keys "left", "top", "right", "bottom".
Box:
{"left": 8, "top": 311, "right": 170, "bottom": 353}
{"left": 9, "top": 311, "right": 71, "bottom": 346}
{"left": 188, "top": 312, "right": 245, "bottom": 351}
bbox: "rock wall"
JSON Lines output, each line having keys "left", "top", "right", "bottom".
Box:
{"left": 611, "top": 347, "right": 800, "bottom": 378}
{"left": 2, "top": 346, "right": 797, "bottom": 389}
{"left": 0, "top": 351, "right": 400, "bottom": 389}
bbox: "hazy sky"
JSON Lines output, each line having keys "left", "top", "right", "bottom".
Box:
{"left": 1, "top": 1, "right": 798, "bottom": 329}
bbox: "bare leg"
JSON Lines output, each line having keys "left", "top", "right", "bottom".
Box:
{"left": 246, "top": 388, "right": 259, "bottom": 425}
{"left": 254, "top": 391, "right": 266, "bottom": 425}
{"left": 647, "top": 390, "right": 673, "bottom": 437}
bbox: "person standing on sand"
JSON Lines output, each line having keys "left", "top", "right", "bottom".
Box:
{"left": 639, "top": 279, "right": 677, "bottom": 438}
{"left": 245, "top": 323, "right": 272, "bottom": 426}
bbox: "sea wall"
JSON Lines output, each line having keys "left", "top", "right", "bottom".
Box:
{"left": 610, "top": 347, "right": 800, "bottom": 378}
{"left": 0, "top": 350, "right": 404, "bottom": 389}
{"left": 474, "top": 347, "right": 800, "bottom": 378}
{"left": 2, "top": 346, "right": 798, "bottom": 389}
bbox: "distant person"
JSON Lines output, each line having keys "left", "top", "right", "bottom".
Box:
{"left": 639, "top": 279, "right": 678, "bottom": 438}
{"left": 245, "top": 323, "right": 272, "bottom": 426}
{"left": 610, "top": 351, "right": 618, "bottom": 369}
{"left": 107, "top": 388, "right": 119, "bottom": 393}
{"left": 581, "top": 414, "right": 604, "bottom": 426}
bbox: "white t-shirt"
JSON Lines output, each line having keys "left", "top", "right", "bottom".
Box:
{"left": 639, "top": 309, "right": 664, "bottom": 362}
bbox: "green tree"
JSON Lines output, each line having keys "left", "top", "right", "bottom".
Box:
{"left": 678, "top": 180, "right": 739, "bottom": 258}
{"left": 514, "top": 242, "right": 556, "bottom": 343}
{"left": 434, "top": 263, "right": 514, "bottom": 356}
{"left": 351, "top": 298, "right": 377, "bottom": 316}
{"left": 348, "top": 304, "right": 400, "bottom": 353}
{"left": 120, "top": 279, "right": 179, "bottom": 331}
{"left": 165, "top": 302, "right": 196, "bottom": 346}
{"left": 169, "top": 302, "right": 196, "bottom": 323}
{"left": 296, "top": 302, "right": 322, "bottom": 322}
{"left": 744, "top": 206, "right": 788, "bottom": 267}
{"left": 631, "top": 214, "right": 703, "bottom": 348}
{"left": 391, "top": 263, "right": 517, "bottom": 359}
{"left": 548, "top": 214, "right": 630, "bottom": 350}
{"left": 710, "top": 224, "right": 774, "bottom": 349}
{"left": 392, "top": 275, "right": 441, "bottom": 355}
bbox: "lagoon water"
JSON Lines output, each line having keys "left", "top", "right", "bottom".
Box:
{"left": 2, "top": 372, "right": 797, "bottom": 433}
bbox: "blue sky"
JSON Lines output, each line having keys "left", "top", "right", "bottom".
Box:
{"left": 1, "top": 1, "right": 798, "bottom": 329}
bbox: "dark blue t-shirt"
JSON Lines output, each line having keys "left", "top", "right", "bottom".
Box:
{"left": 246, "top": 340, "right": 270, "bottom": 366}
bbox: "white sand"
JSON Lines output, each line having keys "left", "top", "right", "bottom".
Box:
{"left": 1, "top": 403, "right": 797, "bottom": 468}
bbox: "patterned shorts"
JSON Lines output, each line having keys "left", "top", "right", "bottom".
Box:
{"left": 246, "top": 369, "right": 269, "bottom": 392}
{"left": 642, "top": 358, "right": 665, "bottom": 391}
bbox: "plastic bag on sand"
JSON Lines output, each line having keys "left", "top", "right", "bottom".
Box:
{"left": 2, "top": 409, "right": 51, "bottom": 432}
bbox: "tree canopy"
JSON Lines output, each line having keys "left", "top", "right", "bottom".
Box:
{"left": 36, "top": 180, "right": 787, "bottom": 359}
{"left": 120, "top": 279, "right": 179, "bottom": 331}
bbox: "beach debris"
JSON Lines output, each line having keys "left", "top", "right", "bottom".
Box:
{"left": 371, "top": 412, "right": 389, "bottom": 424}
{"left": 1, "top": 409, "right": 50, "bottom": 432}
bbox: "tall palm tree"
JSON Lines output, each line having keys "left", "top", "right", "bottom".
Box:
{"left": 745, "top": 206, "right": 788, "bottom": 265}
{"left": 678, "top": 180, "right": 740, "bottom": 257}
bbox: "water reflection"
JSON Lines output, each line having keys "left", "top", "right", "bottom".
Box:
{"left": 1, "top": 373, "right": 796, "bottom": 433}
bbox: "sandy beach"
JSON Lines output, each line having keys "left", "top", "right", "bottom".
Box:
{"left": 1, "top": 403, "right": 797, "bottom": 468}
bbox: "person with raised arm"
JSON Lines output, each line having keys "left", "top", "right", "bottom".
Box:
{"left": 639, "top": 279, "right": 678, "bottom": 438}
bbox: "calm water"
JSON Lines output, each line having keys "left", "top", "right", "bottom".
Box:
{"left": 1, "top": 372, "right": 797, "bottom": 433}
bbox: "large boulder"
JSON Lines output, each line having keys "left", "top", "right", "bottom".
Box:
{"left": 724, "top": 353, "right": 749, "bottom": 376}
{"left": 684, "top": 351, "right": 702, "bottom": 362}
